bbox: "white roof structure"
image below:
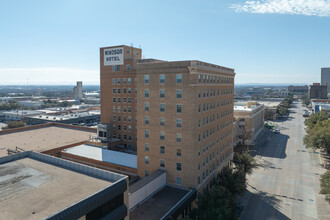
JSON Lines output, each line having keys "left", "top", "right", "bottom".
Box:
{"left": 63, "top": 144, "right": 137, "bottom": 168}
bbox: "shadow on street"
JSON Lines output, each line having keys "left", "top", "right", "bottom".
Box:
{"left": 240, "top": 189, "right": 290, "bottom": 220}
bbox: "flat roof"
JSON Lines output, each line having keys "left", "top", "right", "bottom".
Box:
{"left": 63, "top": 144, "right": 137, "bottom": 168}
{"left": 27, "top": 111, "right": 100, "bottom": 121}
{"left": 0, "top": 126, "right": 95, "bottom": 158}
{"left": 0, "top": 151, "right": 127, "bottom": 219}
{"left": 0, "top": 158, "right": 110, "bottom": 219}
{"left": 129, "top": 186, "right": 188, "bottom": 220}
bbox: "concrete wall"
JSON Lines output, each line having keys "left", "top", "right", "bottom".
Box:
{"left": 129, "top": 171, "right": 166, "bottom": 210}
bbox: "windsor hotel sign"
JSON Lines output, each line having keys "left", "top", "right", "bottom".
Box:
{"left": 104, "top": 47, "right": 123, "bottom": 66}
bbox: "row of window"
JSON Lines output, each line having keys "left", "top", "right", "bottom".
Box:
{"left": 144, "top": 130, "right": 182, "bottom": 142}
{"left": 143, "top": 103, "right": 182, "bottom": 113}
{"left": 112, "top": 133, "right": 133, "bottom": 141}
{"left": 112, "top": 106, "right": 133, "bottom": 113}
{"left": 112, "top": 87, "right": 133, "bottom": 94}
{"left": 144, "top": 117, "right": 182, "bottom": 128}
{"left": 198, "top": 74, "right": 234, "bottom": 85}
{"left": 144, "top": 143, "right": 182, "bottom": 156}
{"left": 112, "top": 115, "right": 135, "bottom": 122}
{"left": 144, "top": 74, "right": 182, "bottom": 84}
{"left": 198, "top": 88, "right": 233, "bottom": 99}
{"left": 112, "top": 77, "right": 136, "bottom": 85}
{"left": 143, "top": 89, "right": 182, "bottom": 99}
{"left": 145, "top": 157, "right": 182, "bottom": 171}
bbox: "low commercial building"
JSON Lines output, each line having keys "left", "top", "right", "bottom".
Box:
{"left": 311, "top": 99, "right": 330, "bottom": 116}
{"left": 234, "top": 101, "right": 265, "bottom": 146}
{"left": 0, "top": 151, "right": 129, "bottom": 220}
{"left": 25, "top": 111, "right": 100, "bottom": 125}
{"left": 0, "top": 110, "right": 45, "bottom": 121}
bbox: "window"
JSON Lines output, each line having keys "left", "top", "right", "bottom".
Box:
{"left": 117, "top": 78, "right": 121, "bottom": 84}
{"left": 160, "top": 75, "right": 165, "bottom": 84}
{"left": 112, "top": 66, "right": 116, "bottom": 72}
{"left": 176, "top": 133, "right": 182, "bottom": 142}
{"left": 176, "top": 177, "right": 181, "bottom": 185}
{"left": 176, "top": 119, "right": 182, "bottom": 128}
{"left": 123, "top": 78, "right": 127, "bottom": 84}
{"left": 160, "top": 131, "right": 165, "bottom": 140}
{"left": 117, "top": 88, "right": 121, "bottom": 94}
{"left": 126, "top": 65, "right": 130, "bottom": 71}
{"left": 160, "top": 159, "right": 165, "bottom": 168}
{"left": 117, "top": 98, "right": 121, "bottom": 103}
{"left": 160, "top": 89, "right": 165, "bottom": 98}
{"left": 144, "top": 156, "right": 150, "bottom": 164}
{"left": 160, "top": 103, "right": 165, "bottom": 112}
{"left": 144, "top": 103, "right": 149, "bottom": 111}
{"left": 160, "top": 117, "right": 165, "bottom": 126}
{"left": 145, "top": 130, "right": 150, "bottom": 138}
{"left": 144, "top": 116, "right": 149, "bottom": 125}
{"left": 145, "top": 170, "right": 149, "bottom": 176}
{"left": 176, "top": 74, "right": 182, "bottom": 83}
{"left": 198, "top": 74, "right": 201, "bottom": 83}
{"left": 160, "top": 145, "right": 165, "bottom": 154}
{"left": 117, "top": 65, "right": 120, "bottom": 71}
{"left": 176, "top": 163, "right": 182, "bottom": 171}
{"left": 176, "top": 104, "right": 182, "bottom": 113}
{"left": 128, "top": 88, "right": 131, "bottom": 94}
{"left": 144, "top": 75, "right": 149, "bottom": 84}
{"left": 112, "top": 79, "right": 116, "bottom": 85}
{"left": 144, "top": 89, "right": 149, "bottom": 98}
{"left": 176, "top": 148, "right": 182, "bottom": 157}
{"left": 145, "top": 143, "right": 150, "bottom": 152}
{"left": 176, "top": 89, "right": 182, "bottom": 98}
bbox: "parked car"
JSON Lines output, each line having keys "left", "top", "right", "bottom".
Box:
{"left": 274, "top": 129, "right": 280, "bottom": 134}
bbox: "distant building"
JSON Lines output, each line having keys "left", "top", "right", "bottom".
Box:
{"left": 73, "top": 81, "right": 83, "bottom": 100}
{"left": 311, "top": 99, "right": 330, "bottom": 116}
{"left": 288, "top": 85, "right": 308, "bottom": 94}
{"left": 234, "top": 101, "right": 265, "bottom": 146}
{"left": 321, "top": 68, "right": 330, "bottom": 92}
{"left": 308, "top": 83, "right": 328, "bottom": 100}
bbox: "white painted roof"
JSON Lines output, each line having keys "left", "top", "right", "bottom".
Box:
{"left": 63, "top": 144, "right": 137, "bottom": 168}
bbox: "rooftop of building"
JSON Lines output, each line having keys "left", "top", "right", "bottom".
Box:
{"left": 0, "top": 151, "right": 126, "bottom": 220}
{"left": 0, "top": 110, "right": 45, "bottom": 116}
{"left": 235, "top": 100, "right": 281, "bottom": 108}
{"left": 63, "top": 144, "right": 137, "bottom": 169}
{"left": 27, "top": 110, "right": 100, "bottom": 121}
{"left": 0, "top": 124, "right": 95, "bottom": 158}
{"left": 129, "top": 185, "right": 190, "bottom": 220}
{"left": 136, "top": 59, "right": 235, "bottom": 74}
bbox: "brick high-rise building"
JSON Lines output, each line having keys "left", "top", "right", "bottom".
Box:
{"left": 136, "top": 60, "right": 236, "bottom": 190}
{"left": 100, "top": 45, "right": 142, "bottom": 150}
{"left": 100, "top": 45, "right": 236, "bottom": 190}
{"left": 308, "top": 83, "right": 328, "bottom": 100}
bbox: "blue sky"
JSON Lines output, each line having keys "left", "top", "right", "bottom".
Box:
{"left": 0, "top": 0, "right": 330, "bottom": 85}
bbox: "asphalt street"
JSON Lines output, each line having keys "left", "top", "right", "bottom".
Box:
{"left": 240, "top": 102, "right": 330, "bottom": 220}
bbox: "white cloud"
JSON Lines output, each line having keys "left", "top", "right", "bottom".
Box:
{"left": 231, "top": 0, "right": 330, "bottom": 17}
{"left": 0, "top": 67, "right": 99, "bottom": 85}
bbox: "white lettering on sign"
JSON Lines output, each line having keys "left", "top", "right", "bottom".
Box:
{"left": 104, "top": 47, "right": 123, "bottom": 66}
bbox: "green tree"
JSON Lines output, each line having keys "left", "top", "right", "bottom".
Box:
{"left": 304, "top": 112, "right": 328, "bottom": 130}
{"left": 4, "top": 121, "right": 26, "bottom": 129}
{"left": 233, "top": 152, "right": 259, "bottom": 177}
{"left": 217, "top": 166, "right": 246, "bottom": 196}
{"left": 196, "top": 186, "right": 236, "bottom": 220}
{"left": 303, "top": 120, "right": 330, "bottom": 153}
